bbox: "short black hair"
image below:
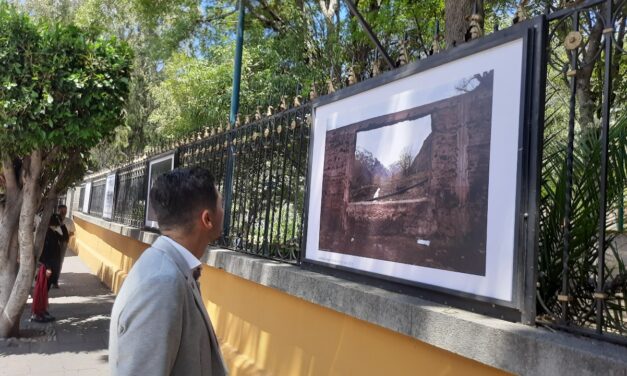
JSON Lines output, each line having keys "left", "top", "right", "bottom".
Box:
{"left": 49, "top": 214, "right": 61, "bottom": 227}
{"left": 149, "top": 166, "right": 219, "bottom": 230}
{"left": 58, "top": 204, "right": 67, "bottom": 210}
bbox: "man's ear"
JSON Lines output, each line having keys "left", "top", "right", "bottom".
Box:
{"left": 201, "top": 209, "right": 214, "bottom": 230}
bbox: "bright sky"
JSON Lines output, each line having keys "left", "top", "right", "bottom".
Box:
{"left": 355, "top": 115, "right": 432, "bottom": 169}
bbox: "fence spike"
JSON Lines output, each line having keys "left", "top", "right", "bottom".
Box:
{"left": 255, "top": 106, "right": 262, "bottom": 120}
{"left": 279, "top": 95, "right": 288, "bottom": 111}
{"left": 294, "top": 95, "right": 302, "bottom": 107}
{"left": 310, "top": 82, "right": 318, "bottom": 100}
{"left": 267, "top": 105, "right": 274, "bottom": 117}
{"left": 466, "top": 3, "right": 484, "bottom": 41}
{"left": 431, "top": 20, "right": 441, "bottom": 55}
{"left": 326, "top": 79, "right": 335, "bottom": 94}
{"left": 372, "top": 57, "right": 381, "bottom": 77}
{"left": 348, "top": 66, "right": 358, "bottom": 85}
{"left": 398, "top": 38, "right": 409, "bottom": 66}
{"left": 513, "top": 0, "right": 529, "bottom": 24}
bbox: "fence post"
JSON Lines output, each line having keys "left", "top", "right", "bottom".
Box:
{"left": 619, "top": 189, "right": 624, "bottom": 232}
{"left": 595, "top": 0, "right": 614, "bottom": 334}
{"left": 222, "top": 0, "right": 245, "bottom": 242}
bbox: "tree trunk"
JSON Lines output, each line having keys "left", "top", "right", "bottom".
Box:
{"left": 445, "top": 0, "right": 474, "bottom": 48}
{"left": 0, "top": 158, "right": 22, "bottom": 319}
{"left": 0, "top": 151, "right": 42, "bottom": 338}
{"left": 0, "top": 231, "right": 19, "bottom": 316}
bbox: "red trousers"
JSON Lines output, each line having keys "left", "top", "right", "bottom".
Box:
{"left": 31, "top": 264, "right": 49, "bottom": 316}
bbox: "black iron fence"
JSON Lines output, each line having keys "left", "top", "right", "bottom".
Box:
{"left": 72, "top": 0, "right": 627, "bottom": 344}
{"left": 87, "top": 175, "right": 107, "bottom": 218}
{"left": 113, "top": 160, "right": 147, "bottom": 228}
{"left": 225, "top": 105, "right": 310, "bottom": 262}
{"left": 77, "top": 102, "right": 312, "bottom": 264}
{"left": 535, "top": 0, "right": 627, "bottom": 345}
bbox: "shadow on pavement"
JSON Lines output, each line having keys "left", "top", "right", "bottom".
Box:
{"left": 0, "top": 250, "right": 114, "bottom": 358}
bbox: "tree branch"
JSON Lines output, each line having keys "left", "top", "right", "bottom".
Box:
{"left": 319, "top": 0, "right": 339, "bottom": 22}
{"left": 243, "top": 0, "right": 284, "bottom": 31}
{"left": 1, "top": 159, "right": 18, "bottom": 194}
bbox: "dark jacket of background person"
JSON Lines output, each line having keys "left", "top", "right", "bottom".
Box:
{"left": 39, "top": 214, "right": 69, "bottom": 290}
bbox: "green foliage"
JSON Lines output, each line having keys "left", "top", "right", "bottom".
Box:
{"left": 0, "top": 2, "right": 132, "bottom": 189}
{"left": 149, "top": 49, "right": 233, "bottom": 137}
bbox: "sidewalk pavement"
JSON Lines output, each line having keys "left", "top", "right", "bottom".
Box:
{"left": 0, "top": 249, "right": 113, "bottom": 376}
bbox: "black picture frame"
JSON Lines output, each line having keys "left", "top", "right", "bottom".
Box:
{"left": 144, "top": 152, "right": 176, "bottom": 230}
{"left": 301, "top": 16, "right": 547, "bottom": 321}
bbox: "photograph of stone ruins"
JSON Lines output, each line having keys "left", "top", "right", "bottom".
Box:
{"left": 319, "top": 70, "right": 494, "bottom": 276}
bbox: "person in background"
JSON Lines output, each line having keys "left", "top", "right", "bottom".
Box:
{"left": 41, "top": 214, "right": 68, "bottom": 290}
{"left": 53, "top": 204, "right": 75, "bottom": 288}
{"left": 32, "top": 214, "right": 68, "bottom": 322}
{"left": 109, "top": 167, "right": 227, "bottom": 376}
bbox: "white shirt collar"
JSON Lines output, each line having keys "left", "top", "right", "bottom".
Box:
{"left": 162, "top": 236, "right": 202, "bottom": 271}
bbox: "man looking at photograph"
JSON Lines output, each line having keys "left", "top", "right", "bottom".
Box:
{"left": 109, "top": 167, "right": 227, "bottom": 376}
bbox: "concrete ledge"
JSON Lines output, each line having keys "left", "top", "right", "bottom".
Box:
{"left": 73, "top": 212, "right": 160, "bottom": 245}
{"left": 75, "top": 212, "right": 627, "bottom": 376}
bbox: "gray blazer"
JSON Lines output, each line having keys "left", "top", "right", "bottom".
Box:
{"left": 109, "top": 237, "right": 227, "bottom": 376}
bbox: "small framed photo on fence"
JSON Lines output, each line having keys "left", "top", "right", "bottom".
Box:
{"left": 102, "top": 173, "right": 117, "bottom": 220}
{"left": 145, "top": 153, "right": 175, "bottom": 229}
{"left": 82, "top": 181, "right": 92, "bottom": 214}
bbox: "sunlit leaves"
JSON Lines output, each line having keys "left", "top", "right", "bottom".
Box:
{"left": 0, "top": 2, "right": 132, "bottom": 182}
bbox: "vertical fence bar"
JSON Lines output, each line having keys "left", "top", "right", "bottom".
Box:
{"left": 252, "top": 122, "right": 264, "bottom": 254}
{"left": 595, "top": 0, "right": 613, "bottom": 334}
{"left": 276, "top": 111, "right": 291, "bottom": 258}
{"left": 619, "top": 191, "right": 624, "bottom": 232}
{"left": 522, "top": 15, "right": 548, "bottom": 326}
{"left": 295, "top": 109, "right": 309, "bottom": 260}
{"left": 263, "top": 119, "right": 276, "bottom": 256}
{"left": 560, "top": 11, "right": 580, "bottom": 325}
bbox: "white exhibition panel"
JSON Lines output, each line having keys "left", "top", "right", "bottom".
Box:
{"left": 82, "top": 182, "right": 92, "bottom": 213}
{"left": 306, "top": 39, "right": 525, "bottom": 302}
{"left": 102, "top": 174, "right": 116, "bottom": 220}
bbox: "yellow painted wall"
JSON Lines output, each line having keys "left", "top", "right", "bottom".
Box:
{"left": 73, "top": 216, "right": 509, "bottom": 376}
{"left": 73, "top": 217, "right": 148, "bottom": 293}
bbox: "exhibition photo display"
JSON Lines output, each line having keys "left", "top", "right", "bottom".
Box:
{"left": 305, "top": 36, "right": 531, "bottom": 304}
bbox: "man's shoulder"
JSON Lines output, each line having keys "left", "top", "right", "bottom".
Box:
{"left": 128, "top": 246, "right": 185, "bottom": 282}
{"left": 114, "top": 247, "right": 187, "bottom": 309}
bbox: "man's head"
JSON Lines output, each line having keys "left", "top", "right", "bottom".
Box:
{"left": 49, "top": 213, "right": 62, "bottom": 228}
{"left": 149, "top": 167, "right": 223, "bottom": 254}
{"left": 58, "top": 205, "right": 67, "bottom": 218}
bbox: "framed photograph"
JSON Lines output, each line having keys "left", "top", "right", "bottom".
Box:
{"left": 304, "top": 20, "right": 544, "bottom": 309}
{"left": 102, "top": 173, "right": 116, "bottom": 220}
{"left": 144, "top": 153, "right": 175, "bottom": 229}
{"left": 82, "top": 181, "right": 92, "bottom": 214}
